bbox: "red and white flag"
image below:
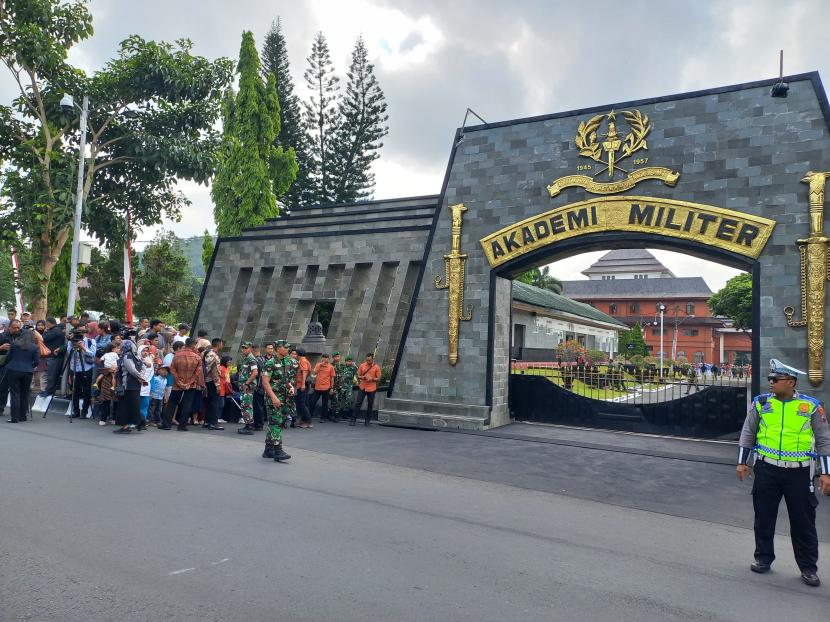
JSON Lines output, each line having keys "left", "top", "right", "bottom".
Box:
{"left": 124, "top": 211, "right": 133, "bottom": 325}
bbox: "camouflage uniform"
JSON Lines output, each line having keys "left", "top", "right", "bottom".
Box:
{"left": 262, "top": 357, "right": 286, "bottom": 449}
{"left": 238, "top": 351, "right": 258, "bottom": 426}
{"left": 332, "top": 359, "right": 356, "bottom": 418}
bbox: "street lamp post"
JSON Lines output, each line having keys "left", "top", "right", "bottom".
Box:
{"left": 658, "top": 303, "right": 666, "bottom": 378}
{"left": 63, "top": 93, "right": 89, "bottom": 318}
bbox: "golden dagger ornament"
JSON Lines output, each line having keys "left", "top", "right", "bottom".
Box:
{"left": 784, "top": 171, "right": 830, "bottom": 386}
{"left": 435, "top": 203, "right": 473, "bottom": 366}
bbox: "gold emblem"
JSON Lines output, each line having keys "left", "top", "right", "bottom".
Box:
{"left": 547, "top": 109, "right": 680, "bottom": 197}
{"left": 435, "top": 203, "right": 473, "bottom": 366}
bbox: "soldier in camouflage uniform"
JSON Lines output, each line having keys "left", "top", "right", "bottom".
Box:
{"left": 237, "top": 341, "right": 258, "bottom": 435}
{"left": 261, "top": 346, "right": 291, "bottom": 462}
{"left": 273, "top": 340, "right": 298, "bottom": 430}
{"left": 332, "top": 352, "right": 356, "bottom": 420}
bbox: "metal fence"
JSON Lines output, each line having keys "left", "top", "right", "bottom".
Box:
{"left": 509, "top": 362, "right": 750, "bottom": 439}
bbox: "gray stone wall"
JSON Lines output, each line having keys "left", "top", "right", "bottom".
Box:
{"left": 196, "top": 196, "right": 436, "bottom": 365}
{"left": 393, "top": 75, "right": 830, "bottom": 413}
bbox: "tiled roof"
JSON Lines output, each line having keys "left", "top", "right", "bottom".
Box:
{"left": 561, "top": 276, "right": 713, "bottom": 299}
{"left": 512, "top": 281, "right": 628, "bottom": 328}
{"left": 581, "top": 249, "right": 675, "bottom": 277}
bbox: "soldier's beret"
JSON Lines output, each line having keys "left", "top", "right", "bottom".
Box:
{"left": 240, "top": 340, "right": 252, "bottom": 348}
{"left": 332, "top": 351, "right": 340, "bottom": 356}
{"left": 275, "top": 339, "right": 291, "bottom": 349}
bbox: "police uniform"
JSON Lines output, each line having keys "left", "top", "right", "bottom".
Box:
{"left": 738, "top": 359, "right": 830, "bottom": 586}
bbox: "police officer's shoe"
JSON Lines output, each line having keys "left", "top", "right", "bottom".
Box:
{"left": 262, "top": 446, "right": 275, "bottom": 459}
{"left": 273, "top": 445, "right": 291, "bottom": 462}
{"left": 801, "top": 572, "right": 821, "bottom": 587}
{"left": 751, "top": 562, "right": 771, "bottom": 574}
{"left": 238, "top": 426, "right": 254, "bottom": 435}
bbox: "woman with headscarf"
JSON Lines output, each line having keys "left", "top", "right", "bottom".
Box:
{"left": 114, "top": 340, "right": 148, "bottom": 434}
{"left": 137, "top": 344, "right": 154, "bottom": 423}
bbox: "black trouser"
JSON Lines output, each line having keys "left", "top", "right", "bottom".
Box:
{"left": 43, "top": 355, "right": 63, "bottom": 395}
{"left": 309, "top": 390, "right": 331, "bottom": 419}
{"left": 70, "top": 369, "right": 93, "bottom": 417}
{"left": 253, "top": 391, "right": 265, "bottom": 428}
{"left": 296, "top": 388, "right": 311, "bottom": 422}
{"left": 7, "top": 369, "right": 32, "bottom": 422}
{"left": 752, "top": 460, "right": 819, "bottom": 572}
{"left": 352, "top": 389, "right": 375, "bottom": 421}
{"left": 117, "top": 388, "right": 143, "bottom": 427}
{"left": 205, "top": 382, "right": 221, "bottom": 426}
{"left": 0, "top": 368, "right": 9, "bottom": 415}
{"left": 164, "top": 389, "right": 197, "bottom": 429}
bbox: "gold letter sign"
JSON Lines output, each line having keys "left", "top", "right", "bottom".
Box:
{"left": 784, "top": 171, "right": 830, "bottom": 386}
{"left": 479, "top": 196, "right": 776, "bottom": 269}
{"left": 435, "top": 203, "right": 473, "bottom": 366}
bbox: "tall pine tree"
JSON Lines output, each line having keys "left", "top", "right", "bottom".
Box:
{"left": 212, "top": 31, "right": 298, "bottom": 236}
{"left": 262, "top": 18, "right": 308, "bottom": 211}
{"left": 303, "top": 32, "right": 340, "bottom": 206}
{"left": 330, "top": 37, "right": 388, "bottom": 202}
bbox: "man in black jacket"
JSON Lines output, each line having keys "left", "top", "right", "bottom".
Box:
{"left": 38, "top": 317, "right": 66, "bottom": 397}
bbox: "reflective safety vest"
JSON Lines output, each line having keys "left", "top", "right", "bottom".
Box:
{"left": 753, "top": 392, "right": 819, "bottom": 462}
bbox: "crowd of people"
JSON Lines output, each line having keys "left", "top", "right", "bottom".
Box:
{"left": 0, "top": 310, "right": 384, "bottom": 463}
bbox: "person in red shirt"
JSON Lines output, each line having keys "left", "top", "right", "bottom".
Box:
{"left": 161, "top": 337, "right": 205, "bottom": 431}
{"left": 351, "top": 352, "right": 381, "bottom": 426}
{"left": 310, "top": 353, "right": 337, "bottom": 422}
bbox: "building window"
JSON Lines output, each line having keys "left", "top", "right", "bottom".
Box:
{"left": 609, "top": 303, "right": 617, "bottom": 315}
{"left": 682, "top": 328, "right": 699, "bottom": 337}
{"left": 685, "top": 302, "right": 695, "bottom": 315}
{"left": 694, "top": 351, "right": 705, "bottom": 363}
{"left": 629, "top": 303, "right": 639, "bottom": 313}
{"left": 651, "top": 329, "right": 660, "bottom": 336}
{"left": 633, "top": 274, "right": 649, "bottom": 279}
{"left": 677, "top": 350, "right": 686, "bottom": 358}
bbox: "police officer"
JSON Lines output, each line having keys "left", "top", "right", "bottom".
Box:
{"left": 737, "top": 359, "right": 830, "bottom": 586}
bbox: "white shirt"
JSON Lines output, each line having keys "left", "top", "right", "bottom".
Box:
{"left": 101, "top": 352, "right": 119, "bottom": 370}
{"left": 139, "top": 358, "right": 154, "bottom": 397}
{"left": 173, "top": 334, "right": 187, "bottom": 345}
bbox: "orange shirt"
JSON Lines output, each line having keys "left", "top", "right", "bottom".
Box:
{"left": 357, "top": 361, "right": 382, "bottom": 393}
{"left": 295, "top": 356, "right": 311, "bottom": 387}
{"left": 313, "top": 361, "right": 336, "bottom": 391}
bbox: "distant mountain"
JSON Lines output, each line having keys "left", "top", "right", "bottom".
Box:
{"left": 175, "top": 236, "right": 212, "bottom": 280}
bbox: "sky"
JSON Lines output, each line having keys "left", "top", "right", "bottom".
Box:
{"left": 6, "top": 0, "right": 830, "bottom": 290}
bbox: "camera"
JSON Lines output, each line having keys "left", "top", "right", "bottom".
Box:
{"left": 120, "top": 327, "right": 138, "bottom": 340}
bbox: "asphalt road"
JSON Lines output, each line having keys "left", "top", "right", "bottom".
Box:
{"left": 1, "top": 417, "right": 828, "bottom": 621}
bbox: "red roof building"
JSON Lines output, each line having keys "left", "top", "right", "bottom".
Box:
{"left": 561, "top": 250, "right": 751, "bottom": 365}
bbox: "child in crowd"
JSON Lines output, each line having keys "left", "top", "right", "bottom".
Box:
{"left": 148, "top": 367, "right": 168, "bottom": 426}
{"left": 94, "top": 342, "right": 119, "bottom": 425}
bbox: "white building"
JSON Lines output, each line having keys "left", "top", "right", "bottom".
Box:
{"left": 511, "top": 281, "right": 626, "bottom": 362}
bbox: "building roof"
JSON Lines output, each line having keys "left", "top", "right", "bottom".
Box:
{"left": 561, "top": 276, "right": 713, "bottom": 299}
{"left": 512, "top": 281, "right": 628, "bottom": 328}
{"left": 581, "top": 249, "right": 676, "bottom": 277}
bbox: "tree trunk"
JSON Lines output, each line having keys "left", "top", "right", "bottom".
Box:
{"left": 30, "top": 230, "right": 69, "bottom": 321}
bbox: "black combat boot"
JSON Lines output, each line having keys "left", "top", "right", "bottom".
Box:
{"left": 238, "top": 425, "right": 254, "bottom": 435}
{"left": 273, "top": 444, "right": 291, "bottom": 462}
{"left": 262, "top": 445, "right": 275, "bottom": 459}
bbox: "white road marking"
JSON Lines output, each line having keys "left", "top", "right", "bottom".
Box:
{"left": 168, "top": 567, "right": 196, "bottom": 575}
{"left": 211, "top": 558, "right": 230, "bottom": 565}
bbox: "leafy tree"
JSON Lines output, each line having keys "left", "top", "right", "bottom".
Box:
{"left": 303, "top": 31, "right": 339, "bottom": 205}
{"left": 516, "top": 266, "right": 563, "bottom": 293}
{"left": 212, "top": 31, "right": 298, "bottom": 236}
{"left": 201, "top": 229, "right": 214, "bottom": 274}
{"left": 0, "top": 0, "right": 233, "bottom": 319}
{"left": 0, "top": 243, "right": 17, "bottom": 309}
{"left": 618, "top": 323, "right": 648, "bottom": 357}
{"left": 709, "top": 272, "right": 752, "bottom": 329}
{"left": 262, "top": 18, "right": 309, "bottom": 211}
{"left": 46, "top": 242, "right": 73, "bottom": 316}
{"left": 133, "top": 233, "right": 198, "bottom": 322}
{"left": 330, "top": 36, "right": 388, "bottom": 202}
{"left": 79, "top": 245, "right": 137, "bottom": 317}
{"left": 587, "top": 349, "right": 607, "bottom": 364}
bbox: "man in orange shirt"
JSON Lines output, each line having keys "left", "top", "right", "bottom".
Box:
{"left": 309, "top": 353, "right": 337, "bottom": 422}
{"left": 352, "top": 353, "right": 382, "bottom": 426}
{"left": 295, "top": 347, "right": 312, "bottom": 428}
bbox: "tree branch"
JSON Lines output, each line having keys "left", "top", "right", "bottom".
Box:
{"left": 92, "top": 156, "right": 134, "bottom": 173}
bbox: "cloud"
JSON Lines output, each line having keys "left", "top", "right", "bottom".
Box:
{"left": 5, "top": 0, "right": 830, "bottom": 290}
